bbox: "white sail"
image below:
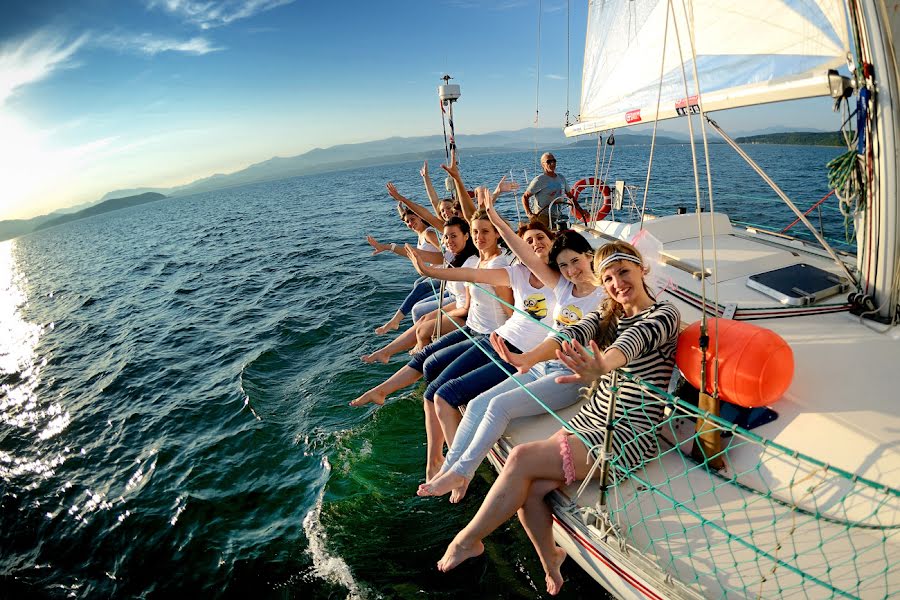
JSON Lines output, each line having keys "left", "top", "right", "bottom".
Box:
{"left": 566, "top": 0, "right": 851, "bottom": 136}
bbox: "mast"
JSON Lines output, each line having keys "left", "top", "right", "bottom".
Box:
{"left": 856, "top": 1, "right": 900, "bottom": 323}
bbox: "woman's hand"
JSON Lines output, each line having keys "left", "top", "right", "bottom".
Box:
{"left": 440, "top": 148, "right": 461, "bottom": 180}
{"left": 386, "top": 182, "right": 406, "bottom": 203}
{"left": 477, "top": 186, "right": 494, "bottom": 212}
{"left": 366, "top": 235, "right": 386, "bottom": 255}
{"left": 420, "top": 161, "right": 429, "bottom": 178}
{"left": 492, "top": 176, "right": 519, "bottom": 200}
{"left": 405, "top": 244, "right": 431, "bottom": 276}
{"left": 554, "top": 339, "right": 607, "bottom": 384}
{"left": 490, "top": 332, "right": 534, "bottom": 375}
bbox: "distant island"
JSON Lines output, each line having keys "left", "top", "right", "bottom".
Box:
{"left": 1, "top": 192, "right": 167, "bottom": 241}
{"left": 734, "top": 132, "right": 844, "bottom": 146}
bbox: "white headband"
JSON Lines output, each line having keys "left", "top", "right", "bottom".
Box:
{"left": 597, "top": 252, "right": 642, "bottom": 273}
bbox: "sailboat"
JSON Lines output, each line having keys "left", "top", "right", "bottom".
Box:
{"left": 485, "top": 1, "right": 900, "bottom": 597}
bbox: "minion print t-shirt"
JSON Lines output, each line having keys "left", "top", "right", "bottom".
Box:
{"left": 549, "top": 277, "right": 606, "bottom": 333}
{"left": 492, "top": 264, "right": 557, "bottom": 352}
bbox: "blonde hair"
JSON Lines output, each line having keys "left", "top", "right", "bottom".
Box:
{"left": 593, "top": 240, "right": 651, "bottom": 333}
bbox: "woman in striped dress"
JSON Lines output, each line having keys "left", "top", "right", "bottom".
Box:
{"left": 435, "top": 240, "right": 680, "bottom": 596}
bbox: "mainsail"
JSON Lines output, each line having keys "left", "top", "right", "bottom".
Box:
{"left": 565, "top": 0, "right": 851, "bottom": 136}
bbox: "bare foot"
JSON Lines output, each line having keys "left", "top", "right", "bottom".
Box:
{"left": 545, "top": 546, "right": 567, "bottom": 595}
{"left": 374, "top": 315, "right": 402, "bottom": 335}
{"left": 437, "top": 537, "right": 484, "bottom": 572}
{"left": 361, "top": 349, "right": 390, "bottom": 364}
{"left": 449, "top": 479, "right": 470, "bottom": 504}
{"left": 349, "top": 389, "right": 386, "bottom": 407}
{"left": 417, "top": 470, "right": 468, "bottom": 498}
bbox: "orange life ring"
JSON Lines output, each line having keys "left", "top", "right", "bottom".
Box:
{"left": 570, "top": 178, "right": 612, "bottom": 223}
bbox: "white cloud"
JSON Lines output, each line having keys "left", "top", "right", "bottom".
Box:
{"left": 146, "top": 0, "right": 295, "bottom": 29}
{"left": 97, "top": 33, "right": 223, "bottom": 56}
{"left": 0, "top": 30, "right": 87, "bottom": 105}
{"left": 546, "top": 73, "right": 566, "bottom": 80}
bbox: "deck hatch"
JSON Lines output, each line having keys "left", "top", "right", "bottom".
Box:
{"left": 746, "top": 263, "right": 849, "bottom": 305}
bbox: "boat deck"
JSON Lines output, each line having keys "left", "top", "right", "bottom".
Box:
{"left": 486, "top": 213, "right": 900, "bottom": 597}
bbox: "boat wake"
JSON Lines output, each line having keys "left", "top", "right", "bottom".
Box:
{"left": 301, "top": 456, "right": 365, "bottom": 599}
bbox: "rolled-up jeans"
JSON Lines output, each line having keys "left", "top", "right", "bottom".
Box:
{"left": 442, "top": 360, "right": 585, "bottom": 479}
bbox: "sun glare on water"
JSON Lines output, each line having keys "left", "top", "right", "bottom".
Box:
{"left": 0, "top": 239, "right": 70, "bottom": 480}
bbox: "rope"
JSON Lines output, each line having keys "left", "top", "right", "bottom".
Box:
{"left": 707, "top": 118, "right": 859, "bottom": 289}
{"left": 640, "top": 0, "right": 671, "bottom": 230}
{"left": 533, "top": 0, "right": 543, "bottom": 172}
{"left": 670, "top": 0, "right": 714, "bottom": 400}
{"left": 680, "top": 0, "right": 723, "bottom": 396}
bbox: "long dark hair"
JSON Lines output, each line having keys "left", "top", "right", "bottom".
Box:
{"left": 547, "top": 230, "right": 594, "bottom": 272}
{"left": 444, "top": 216, "right": 477, "bottom": 267}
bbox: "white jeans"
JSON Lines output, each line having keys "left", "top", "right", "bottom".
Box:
{"left": 443, "top": 360, "right": 585, "bottom": 479}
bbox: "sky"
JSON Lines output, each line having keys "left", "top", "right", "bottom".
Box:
{"left": 0, "top": 0, "right": 840, "bottom": 221}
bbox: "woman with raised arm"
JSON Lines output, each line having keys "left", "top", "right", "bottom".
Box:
{"left": 440, "top": 148, "right": 477, "bottom": 222}
{"left": 419, "top": 187, "right": 606, "bottom": 503}
{"left": 361, "top": 217, "right": 476, "bottom": 364}
{"left": 351, "top": 207, "right": 513, "bottom": 480}
{"left": 368, "top": 204, "right": 443, "bottom": 334}
{"left": 406, "top": 196, "right": 557, "bottom": 451}
{"left": 420, "top": 160, "right": 460, "bottom": 221}
{"left": 435, "top": 241, "right": 681, "bottom": 596}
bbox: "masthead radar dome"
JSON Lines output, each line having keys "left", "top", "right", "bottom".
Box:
{"left": 438, "top": 75, "right": 461, "bottom": 103}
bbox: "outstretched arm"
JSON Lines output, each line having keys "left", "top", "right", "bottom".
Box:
{"left": 406, "top": 244, "right": 445, "bottom": 265}
{"left": 386, "top": 182, "right": 444, "bottom": 231}
{"left": 366, "top": 235, "right": 410, "bottom": 258}
{"left": 420, "top": 161, "right": 442, "bottom": 216}
{"left": 406, "top": 245, "right": 510, "bottom": 287}
{"left": 492, "top": 177, "right": 519, "bottom": 202}
{"left": 479, "top": 187, "right": 560, "bottom": 289}
{"left": 491, "top": 333, "right": 561, "bottom": 374}
{"left": 554, "top": 341, "right": 627, "bottom": 385}
{"left": 440, "top": 148, "right": 476, "bottom": 221}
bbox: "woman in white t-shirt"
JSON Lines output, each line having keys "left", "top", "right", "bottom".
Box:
{"left": 361, "top": 216, "right": 477, "bottom": 364}
{"left": 419, "top": 188, "right": 606, "bottom": 503}
{"left": 351, "top": 209, "right": 513, "bottom": 480}
{"left": 366, "top": 205, "right": 442, "bottom": 334}
{"left": 406, "top": 214, "right": 558, "bottom": 456}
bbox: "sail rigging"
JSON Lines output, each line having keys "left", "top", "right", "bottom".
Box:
{"left": 566, "top": 0, "right": 851, "bottom": 136}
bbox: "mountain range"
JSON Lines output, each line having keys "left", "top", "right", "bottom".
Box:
{"left": 1, "top": 126, "right": 834, "bottom": 241}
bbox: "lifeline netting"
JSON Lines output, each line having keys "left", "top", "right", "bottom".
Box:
{"left": 590, "top": 373, "right": 899, "bottom": 599}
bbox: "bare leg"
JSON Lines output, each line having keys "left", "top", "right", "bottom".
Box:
{"left": 423, "top": 400, "right": 445, "bottom": 480}
{"left": 434, "top": 395, "right": 463, "bottom": 447}
{"left": 437, "top": 434, "right": 592, "bottom": 573}
{"left": 349, "top": 365, "right": 422, "bottom": 407}
{"left": 375, "top": 310, "right": 404, "bottom": 335}
{"left": 518, "top": 479, "right": 567, "bottom": 595}
{"left": 362, "top": 321, "right": 423, "bottom": 363}
{"left": 413, "top": 310, "right": 462, "bottom": 353}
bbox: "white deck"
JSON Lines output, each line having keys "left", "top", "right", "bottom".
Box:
{"left": 491, "top": 213, "right": 900, "bottom": 598}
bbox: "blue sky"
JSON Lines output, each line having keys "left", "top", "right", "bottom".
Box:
{"left": 0, "top": 0, "right": 838, "bottom": 221}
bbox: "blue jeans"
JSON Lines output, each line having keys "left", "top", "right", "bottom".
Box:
{"left": 399, "top": 277, "right": 442, "bottom": 315}
{"left": 431, "top": 341, "right": 521, "bottom": 408}
{"left": 407, "top": 327, "right": 473, "bottom": 373}
{"left": 411, "top": 295, "right": 452, "bottom": 323}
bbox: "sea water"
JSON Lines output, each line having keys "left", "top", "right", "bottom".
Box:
{"left": 0, "top": 144, "right": 845, "bottom": 598}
